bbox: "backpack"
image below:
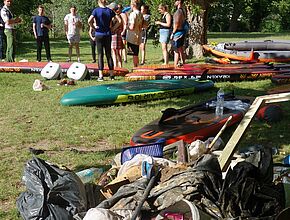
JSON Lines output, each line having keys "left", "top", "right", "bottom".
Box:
{"left": 183, "top": 20, "right": 190, "bottom": 33}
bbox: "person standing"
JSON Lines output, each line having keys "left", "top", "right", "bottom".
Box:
{"left": 110, "top": 3, "right": 124, "bottom": 68}
{"left": 32, "top": 5, "right": 52, "bottom": 62}
{"left": 0, "top": 5, "right": 5, "bottom": 61}
{"left": 88, "top": 0, "right": 115, "bottom": 81}
{"left": 120, "top": 5, "right": 129, "bottom": 63}
{"left": 139, "top": 4, "right": 150, "bottom": 65}
{"left": 88, "top": 23, "right": 96, "bottom": 63}
{"left": 172, "top": 0, "right": 186, "bottom": 68}
{"left": 155, "top": 4, "right": 171, "bottom": 65}
{"left": 1, "top": 0, "right": 21, "bottom": 62}
{"left": 64, "top": 5, "right": 82, "bottom": 62}
{"left": 126, "top": 0, "right": 143, "bottom": 67}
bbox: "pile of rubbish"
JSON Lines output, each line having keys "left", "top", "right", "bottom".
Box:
{"left": 16, "top": 138, "right": 289, "bottom": 220}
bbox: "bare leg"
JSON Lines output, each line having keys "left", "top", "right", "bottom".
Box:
{"left": 161, "top": 43, "right": 168, "bottom": 65}
{"left": 140, "top": 42, "right": 145, "bottom": 64}
{"left": 75, "top": 43, "right": 80, "bottom": 62}
{"left": 68, "top": 44, "right": 73, "bottom": 61}
{"left": 112, "top": 49, "right": 117, "bottom": 67}
{"left": 174, "top": 50, "right": 180, "bottom": 68}
{"left": 116, "top": 49, "right": 122, "bottom": 67}
{"left": 133, "top": 55, "right": 139, "bottom": 67}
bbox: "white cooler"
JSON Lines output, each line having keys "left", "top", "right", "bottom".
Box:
{"left": 40, "top": 62, "right": 62, "bottom": 80}
{"left": 67, "top": 62, "right": 88, "bottom": 81}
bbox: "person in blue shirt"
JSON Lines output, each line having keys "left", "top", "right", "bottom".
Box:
{"left": 88, "top": 0, "right": 115, "bottom": 81}
{"left": 32, "top": 5, "right": 52, "bottom": 62}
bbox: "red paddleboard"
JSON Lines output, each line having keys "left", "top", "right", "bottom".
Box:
{"left": 0, "top": 62, "right": 129, "bottom": 76}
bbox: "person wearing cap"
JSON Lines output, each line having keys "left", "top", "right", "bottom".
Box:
{"left": 64, "top": 5, "right": 82, "bottom": 62}
{"left": 88, "top": 0, "right": 115, "bottom": 81}
{"left": 1, "top": 0, "right": 22, "bottom": 62}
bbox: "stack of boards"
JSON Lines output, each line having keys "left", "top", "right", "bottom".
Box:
{"left": 60, "top": 79, "right": 214, "bottom": 106}
{"left": 125, "top": 63, "right": 290, "bottom": 82}
{"left": 203, "top": 40, "right": 290, "bottom": 63}
{"left": 0, "top": 61, "right": 129, "bottom": 76}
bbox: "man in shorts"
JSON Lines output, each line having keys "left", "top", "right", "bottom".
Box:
{"left": 64, "top": 5, "right": 82, "bottom": 62}
{"left": 172, "top": 0, "right": 186, "bottom": 67}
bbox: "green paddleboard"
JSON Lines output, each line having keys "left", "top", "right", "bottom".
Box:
{"left": 60, "top": 79, "right": 214, "bottom": 106}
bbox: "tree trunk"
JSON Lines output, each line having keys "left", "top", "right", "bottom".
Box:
{"left": 188, "top": 0, "right": 212, "bottom": 58}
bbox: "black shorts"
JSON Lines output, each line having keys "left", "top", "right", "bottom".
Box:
{"left": 127, "top": 42, "right": 139, "bottom": 56}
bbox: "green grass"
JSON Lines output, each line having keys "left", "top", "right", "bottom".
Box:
{"left": 1, "top": 32, "right": 290, "bottom": 219}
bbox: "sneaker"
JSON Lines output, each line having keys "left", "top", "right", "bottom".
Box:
{"left": 67, "top": 59, "right": 71, "bottom": 62}
{"left": 92, "top": 60, "right": 96, "bottom": 63}
{"left": 97, "top": 77, "right": 104, "bottom": 82}
{"left": 77, "top": 58, "right": 81, "bottom": 62}
{"left": 110, "top": 76, "right": 115, "bottom": 81}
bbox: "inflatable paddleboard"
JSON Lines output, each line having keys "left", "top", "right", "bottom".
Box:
{"left": 0, "top": 62, "right": 129, "bottom": 76}
{"left": 271, "top": 73, "right": 290, "bottom": 84}
{"left": 60, "top": 79, "right": 214, "bottom": 106}
{"left": 130, "top": 95, "right": 251, "bottom": 145}
{"left": 203, "top": 44, "right": 290, "bottom": 63}
{"left": 125, "top": 67, "right": 290, "bottom": 82}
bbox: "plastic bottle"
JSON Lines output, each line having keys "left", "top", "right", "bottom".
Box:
{"left": 76, "top": 167, "right": 103, "bottom": 184}
{"left": 215, "top": 88, "right": 224, "bottom": 117}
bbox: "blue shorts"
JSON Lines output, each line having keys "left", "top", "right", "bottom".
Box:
{"left": 172, "top": 35, "right": 185, "bottom": 52}
{"left": 159, "top": 29, "right": 171, "bottom": 44}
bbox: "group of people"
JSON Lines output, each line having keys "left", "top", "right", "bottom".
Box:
{"left": 156, "top": 0, "right": 188, "bottom": 67}
{"left": 0, "top": 0, "right": 189, "bottom": 81}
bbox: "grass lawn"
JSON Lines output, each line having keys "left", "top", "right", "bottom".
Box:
{"left": 0, "top": 32, "right": 290, "bottom": 219}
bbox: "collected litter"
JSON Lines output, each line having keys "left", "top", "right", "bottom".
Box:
{"left": 32, "top": 79, "right": 50, "bottom": 91}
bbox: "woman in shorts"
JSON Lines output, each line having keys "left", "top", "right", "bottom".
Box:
{"left": 155, "top": 4, "right": 172, "bottom": 65}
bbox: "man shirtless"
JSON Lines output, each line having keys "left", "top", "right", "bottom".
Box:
{"left": 172, "top": 0, "right": 186, "bottom": 67}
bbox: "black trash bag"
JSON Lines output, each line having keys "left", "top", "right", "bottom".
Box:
{"left": 16, "top": 157, "right": 87, "bottom": 220}
{"left": 219, "top": 161, "right": 285, "bottom": 219}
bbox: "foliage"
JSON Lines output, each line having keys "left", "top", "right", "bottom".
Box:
{"left": 260, "top": 14, "right": 282, "bottom": 32}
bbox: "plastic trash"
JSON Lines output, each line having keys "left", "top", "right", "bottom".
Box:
{"left": 76, "top": 167, "right": 104, "bottom": 184}
{"left": 215, "top": 88, "right": 224, "bottom": 117}
{"left": 16, "top": 157, "right": 87, "bottom": 219}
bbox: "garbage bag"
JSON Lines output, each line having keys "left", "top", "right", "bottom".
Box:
{"left": 16, "top": 157, "right": 87, "bottom": 220}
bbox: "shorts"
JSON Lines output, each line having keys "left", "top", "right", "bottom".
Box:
{"left": 67, "top": 34, "right": 80, "bottom": 44}
{"left": 172, "top": 35, "right": 185, "bottom": 52}
{"left": 159, "top": 29, "right": 171, "bottom": 44}
{"left": 127, "top": 42, "right": 139, "bottom": 56}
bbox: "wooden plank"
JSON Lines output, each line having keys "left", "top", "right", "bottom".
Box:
{"left": 219, "top": 92, "right": 290, "bottom": 171}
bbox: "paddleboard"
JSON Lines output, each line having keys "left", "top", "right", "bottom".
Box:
{"left": 0, "top": 62, "right": 129, "bottom": 76}
{"left": 132, "top": 63, "right": 275, "bottom": 72}
{"left": 125, "top": 70, "right": 205, "bottom": 81}
{"left": 203, "top": 44, "right": 290, "bottom": 63}
{"left": 125, "top": 67, "right": 290, "bottom": 82}
{"left": 271, "top": 73, "right": 290, "bottom": 84}
{"left": 60, "top": 79, "right": 214, "bottom": 106}
{"left": 130, "top": 95, "right": 251, "bottom": 146}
